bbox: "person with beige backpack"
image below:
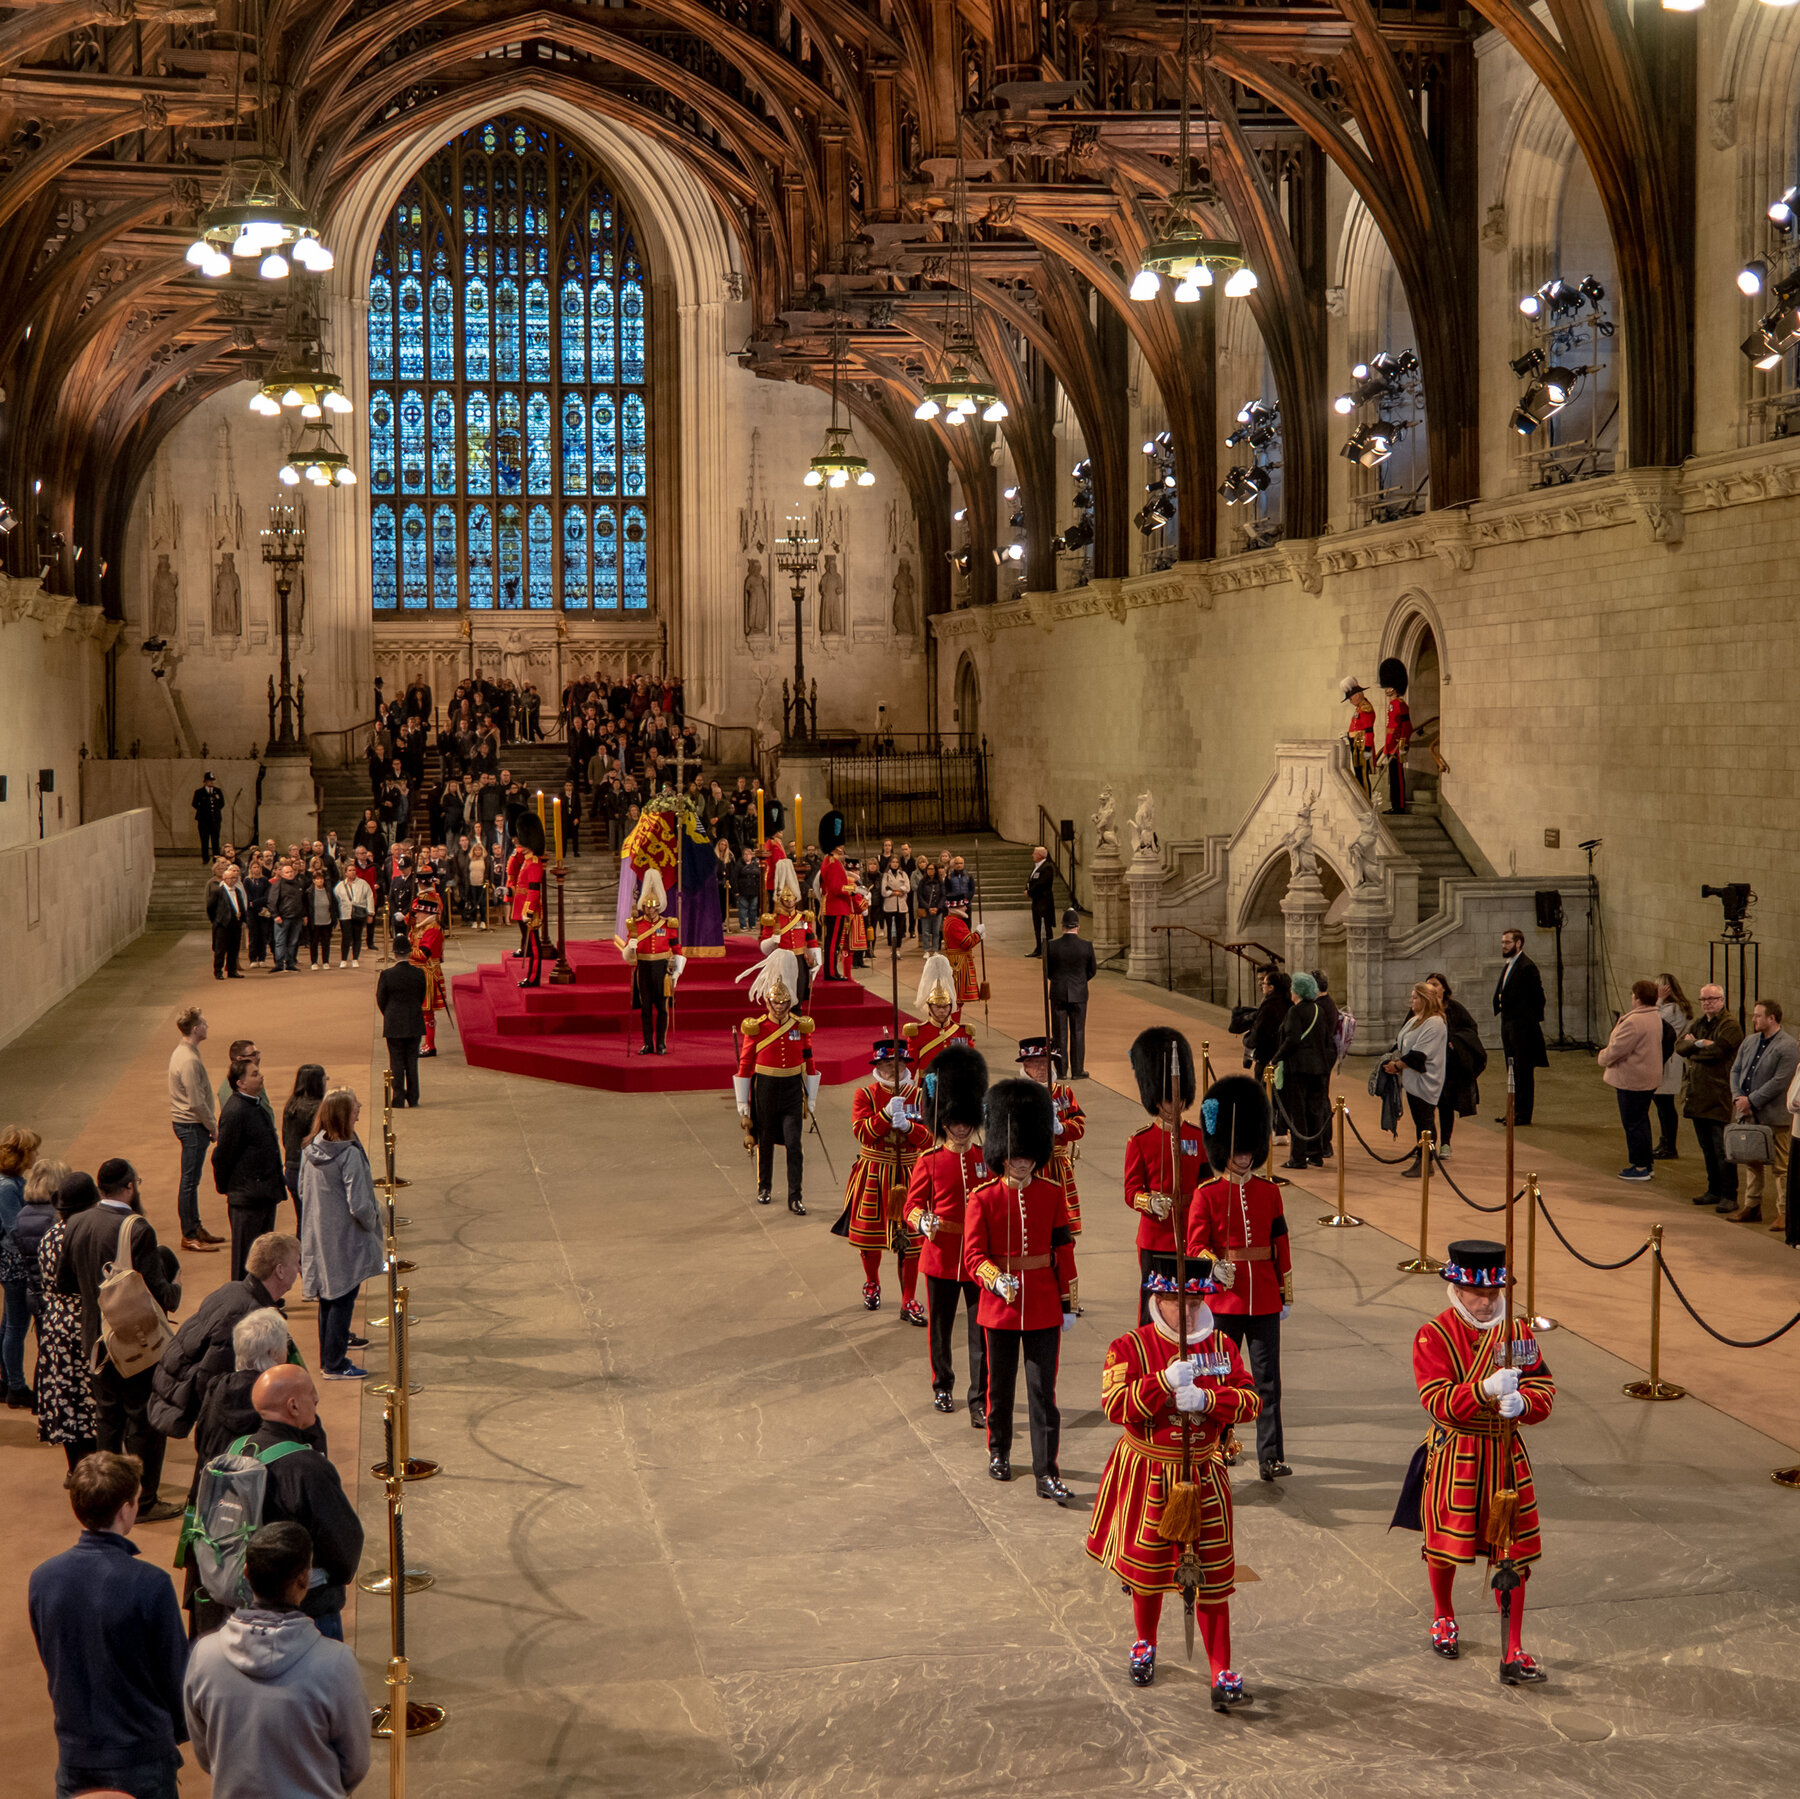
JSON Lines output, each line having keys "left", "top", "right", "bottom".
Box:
{"left": 54, "top": 1158, "right": 183, "bottom": 1519}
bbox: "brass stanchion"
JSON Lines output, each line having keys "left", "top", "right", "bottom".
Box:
{"left": 1318, "top": 1093, "right": 1363, "bottom": 1227}
{"left": 1262, "top": 1065, "right": 1277, "bottom": 1179}
{"left": 1772, "top": 1465, "right": 1800, "bottom": 1488}
{"left": 1200, "top": 1040, "right": 1214, "bottom": 1096}
{"left": 371, "top": 1286, "right": 441, "bottom": 1481}
{"left": 1523, "top": 1174, "right": 1558, "bottom": 1333}
{"left": 370, "top": 1403, "right": 446, "bottom": 1746}
{"left": 1397, "top": 1130, "right": 1443, "bottom": 1272}
{"left": 1622, "top": 1224, "right": 1686, "bottom": 1400}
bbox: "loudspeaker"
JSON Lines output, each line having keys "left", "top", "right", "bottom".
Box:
{"left": 1534, "top": 890, "right": 1564, "bottom": 932}
{"left": 0, "top": 775, "right": 7, "bottom": 801}
{"left": 819, "top": 809, "right": 846, "bottom": 851}
{"left": 38, "top": 768, "right": 54, "bottom": 794}
{"left": 1059, "top": 817, "right": 1075, "bottom": 845}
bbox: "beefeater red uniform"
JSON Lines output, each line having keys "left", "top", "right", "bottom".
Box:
{"left": 1187, "top": 1175, "right": 1291, "bottom": 1316}
{"left": 1122, "top": 1121, "right": 1207, "bottom": 1254}
{"left": 840, "top": 1079, "right": 932, "bottom": 1252}
{"left": 1048, "top": 1081, "right": 1086, "bottom": 1235}
{"left": 1412, "top": 1311, "right": 1553, "bottom": 1569}
{"left": 409, "top": 917, "right": 446, "bottom": 1053}
{"left": 900, "top": 1014, "right": 973, "bottom": 1075}
{"left": 941, "top": 911, "right": 982, "bottom": 1003}
{"left": 1085, "top": 1322, "right": 1259, "bottom": 1601}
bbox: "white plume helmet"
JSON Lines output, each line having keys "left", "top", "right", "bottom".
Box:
{"left": 1339, "top": 674, "right": 1366, "bottom": 700}
{"left": 916, "top": 953, "right": 956, "bottom": 1012}
{"left": 740, "top": 946, "right": 800, "bottom": 1008}
{"left": 771, "top": 858, "right": 802, "bottom": 908}
{"left": 637, "top": 867, "right": 668, "bottom": 913}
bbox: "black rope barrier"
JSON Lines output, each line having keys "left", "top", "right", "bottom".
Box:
{"left": 1343, "top": 1111, "right": 1420, "bottom": 1166}
{"left": 1532, "top": 1189, "right": 1651, "bottom": 1271}
{"left": 1656, "top": 1246, "right": 1800, "bottom": 1349}
{"left": 1428, "top": 1154, "right": 1517, "bottom": 1215}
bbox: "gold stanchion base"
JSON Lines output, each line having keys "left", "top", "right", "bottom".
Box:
{"left": 388, "top": 1257, "right": 418, "bottom": 1275}
{"left": 1621, "top": 1379, "right": 1686, "bottom": 1401}
{"left": 359, "top": 1567, "right": 435, "bottom": 1595}
{"left": 364, "top": 1311, "right": 426, "bottom": 1329}
{"left": 370, "top": 1456, "right": 442, "bottom": 1481}
{"left": 372, "top": 1701, "right": 447, "bottom": 1739}
{"left": 1397, "top": 1255, "right": 1444, "bottom": 1274}
{"left": 369, "top": 1380, "right": 422, "bottom": 1397}
{"left": 1771, "top": 1466, "right": 1800, "bottom": 1488}
{"left": 375, "top": 1177, "right": 413, "bottom": 1191}
{"left": 1528, "top": 1313, "right": 1560, "bottom": 1334}
{"left": 1317, "top": 1212, "right": 1365, "bottom": 1228}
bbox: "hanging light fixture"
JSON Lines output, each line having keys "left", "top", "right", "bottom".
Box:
{"left": 803, "top": 326, "right": 876, "bottom": 488}
{"left": 915, "top": 121, "right": 1008, "bottom": 428}
{"left": 252, "top": 303, "right": 353, "bottom": 419}
{"left": 185, "top": 3, "right": 332, "bottom": 282}
{"left": 279, "top": 419, "right": 356, "bottom": 489}
{"left": 1131, "top": 0, "right": 1257, "bottom": 304}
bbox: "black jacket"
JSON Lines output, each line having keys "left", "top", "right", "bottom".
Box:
{"left": 1493, "top": 952, "right": 1548, "bottom": 1068}
{"left": 147, "top": 1273, "right": 286, "bottom": 1438}
{"left": 57, "top": 1203, "right": 181, "bottom": 1361}
{"left": 1275, "top": 998, "right": 1336, "bottom": 1078}
{"left": 1249, "top": 991, "right": 1292, "bottom": 1071}
{"left": 212, "top": 1091, "right": 286, "bottom": 1207}
{"left": 1046, "top": 932, "right": 1096, "bottom": 1006}
{"left": 1027, "top": 858, "right": 1057, "bottom": 912}
{"left": 1442, "top": 998, "right": 1490, "bottom": 1115}
{"left": 376, "top": 960, "right": 428, "bottom": 1039}
{"left": 206, "top": 883, "right": 247, "bottom": 943}
{"left": 192, "top": 784, "right": 225, "bottom": 825}
{"left": 243, "top": 1421, "right": 364, "bottom": 1617}
{"left": 267, "top": 876, "right": 306, "bottom": 923}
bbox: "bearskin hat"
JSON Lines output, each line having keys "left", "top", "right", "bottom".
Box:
{"left": 1130, "top": 1026, "right": 1195, "bottom": 1115}
{"left": 514, "top": 812, "right": 546, "bottom": 857}
{"left": 1200, "top": 1072, "right": 1271, "bottom": 1172}
{"left": 925, "top": 1044, "right": 988, "bottom": 1141}
{"left": 982, "top": 1077, "right": 1056, "bottom": 1175}
{"left": 1377, "top": 656, "right": 1408, "bottom": 696}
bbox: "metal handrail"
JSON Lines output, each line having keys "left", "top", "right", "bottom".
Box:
{"left": 1149, "top": 925, "right": 1285, "bottom": 1002}
{"left": 308, "top": 716, "right": 380, "bottom": 765}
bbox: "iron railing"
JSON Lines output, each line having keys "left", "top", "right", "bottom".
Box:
{"left": 1150, "top": 924, "right": 1284, "bottom": 1007}
{"left": 827, "top": 743, "right": 989, "bottom": 837}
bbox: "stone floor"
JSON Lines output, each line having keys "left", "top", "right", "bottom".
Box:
{"left": 4, "top": 914, "right": 1799, "bottom": 1797}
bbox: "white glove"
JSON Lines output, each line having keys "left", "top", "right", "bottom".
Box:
{"left": 916, "top": 1211, "right": 940, "bottom": 1240}
{"left": 1053, "top": 1116, "right": 1064, "bottom": 1136}
{"left": 807, "top": 948, "right": 822, "bottom": 972}
{"left": 1174, "top": 1384, "right": 1213, "bottom": 1414}
{"left": 1280, "top": 1304, "right": 1292, "bottom": 1322}
{"left": 1481, "top": 1367, "right": 1521, "bottom": 1400}
{"left": 994, "top": 1273, "right": 1021, "bottom": 1304}
{"left": 1061, "top": 1312, "right": 1076, "bottom": 1332}
{"left": 732, "top": 1076, "right": 751, "bottom": 1109}
{"left": 669, "top": 954, "right": 687, "bottom": 983}
{"left": 1214, "top": 1261, "right": 1237, "bottom": 1290}
{"left": 1165, "top": 1358, "right": 1196, "bottom": 1392}
{"left": 884, "top": 1094, "right": 909, "bottom": 1127}
{"left": 1497, "top": 1391, "right": 1526, "bottom": 1420}
{"left": 1147, "top": 1191, "right": 1173, "bottom": 1222}
{"left": 804, "top": 1071, "right": 821, "bottom": 1108}
{"left": 758, "top": 933, "right": 779, "bottom": 955}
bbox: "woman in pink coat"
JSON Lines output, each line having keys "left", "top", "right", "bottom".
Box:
{"left": 1598, "top": 979, "right": 1665, "bottom": 1182}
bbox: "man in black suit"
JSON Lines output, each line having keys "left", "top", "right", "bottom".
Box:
{"left": 211, "top": 1059, "right": 287, "bottom": 1282}
{"left": 1026, "top": 845, "right": 1057, "bottom": 956}
{"left": 208, "top": 863, "right": 247, "bottom": 979}
{"left": 1492, "top": 926, "right": 1548, "bottom": 1125}
{"left": 193, "top": 772, "right": 226, "bottom": 862}
{"left": 57, "top": 1160, "right": 183, "bottom": 1518}
{"left": 1045, "top": 909, "right": 1097, "bottom": 1079}
{"left": 376, "top": 934, "right": 428, "bottom": 1107}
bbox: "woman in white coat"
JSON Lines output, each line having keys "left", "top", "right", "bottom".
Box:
{"left": 1383, "top": 982, "right": 1448, "bottom": 1181}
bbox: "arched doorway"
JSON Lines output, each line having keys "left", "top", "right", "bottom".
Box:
{"left": 953, "top": 653, "right": 980, "bottom": 747}
{"left": 1382, "top": 592, "right": 1447, "bottom": 805}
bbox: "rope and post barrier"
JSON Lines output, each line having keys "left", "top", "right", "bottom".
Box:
{"left": 1200, "top": 1040, "right": 1214, "bottom": 1096}
{"left": 1621, "top": 1225, "right": 1686, "bottom": 1403}
{"left": 1396, "top": 1131, "right": 1443, "bottom": 1273}
{"left": 1524, "top": 1174, "right": 1557, "bottom": 1333}
{"left": 1318, "top": 1094, "right": 1363, "bottom": 1228}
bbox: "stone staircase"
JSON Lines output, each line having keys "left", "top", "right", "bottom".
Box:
{"left": 1382, "top": 800, "right": 1477, "bottom": 918}
{"left": 147, "top": 853, "right": 214, "bottom": 932}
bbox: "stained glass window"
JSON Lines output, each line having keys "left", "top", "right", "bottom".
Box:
{"left": 367, "top": 115, "right": 652, "bottom": 613}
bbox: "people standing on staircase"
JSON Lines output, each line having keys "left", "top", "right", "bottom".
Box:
{"left": 833, "top": 1040, "right": 933, "bottom": 1320}
{"left": 1122, "top": 1028, "right": 1208, "bottom": 1323}
{"left": 733, "top": 949, "right": 818, "bottom": 1216}
{"left": 1340, "top": 676, "right": 1377, "bottom": 800}
{"left": 901, "top": 956, "right": 974, "bottom": 1075}
{"left": 1018, "top": 1038, "right": 1085, "bottom": 1236}
{"left": 1376, "top": 657, "right": 1413, "bottom": 815}
{"left": 622, "top": 869, "right": 684, "bottom": 1054}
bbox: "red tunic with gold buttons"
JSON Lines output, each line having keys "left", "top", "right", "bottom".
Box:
{"left": 760, "top": 905, "right": 818, "bottom": 960}
{"left": 900, "top": 1015, "right": 974, "bottom": 1076}
{"left": 1047, "top": 1081, "right": 1086, "bottom": 1235}
{"left": 903, "top": 1141, "right": 988, "bottom": 1283}
{"left": 940, "top": 913, "right": 982, "bottom": 1003}
{"left": 1346, "top": 693, "right": 1376, "bottom": 753}
{"left": 506, "top": 849, "right": 543, "bottom": 926}
{"left": 839, "top": 1079, "right": 933, "bottom": 1252}
{"left": 1383, "top": 693, "right": 1413, "bottom": 761}
{"left": 963, "top": 1173, "right": 1075, "bottom": 1332}
{"left": 1085, "top": 1323, "right": 1260, "bottom": 1600}
{"left": 1186, "top": 1174, "right": 1292, "bottom": 1316}
{"left": 735, "top": 1012, "right": 815, "bottom": 1078}
{"left": 1121, "top": 1121, "right": 1209, "bottom": 1253}
{"left": 409, "top": 918, "right": 446, "bottom": 1012}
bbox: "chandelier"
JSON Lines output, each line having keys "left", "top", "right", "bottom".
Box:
{"left": 914, "top": 121, "right": 1008, "bottom": 428}
{"left": 279, "top": 420, "right": 356, "bottom": 488}
{"left": 1129, "top": 0, "right": 1257, "bottom": 304}
{"left": 804, "top": 328, "right": 876, "bottom": 487}
{"left": 251, "top": 307, "right": 352, "bottom": 419}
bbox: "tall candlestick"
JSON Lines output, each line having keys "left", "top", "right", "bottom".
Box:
{"left": 756, "top": 786, "right": 765, "bottom": 848}
{"left": 553, "top": 795, "right": 563, "bottom": 864}
{"left": 794, "top": 793, "right": 802, "bottom": 852}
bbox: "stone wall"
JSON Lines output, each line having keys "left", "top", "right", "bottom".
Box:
{"left": 0, "top": 808, "right": 154, "bottom": 1050}
{"left": 82, "top": 759, "right": 262, "bottom": 853}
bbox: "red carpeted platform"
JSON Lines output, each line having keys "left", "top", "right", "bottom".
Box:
{"left": 451, "top": 936, "right": 905, "bottom": 1091}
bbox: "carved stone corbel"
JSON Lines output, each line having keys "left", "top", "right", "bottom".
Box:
{"left": 1281, "top": 543, "right": 1323, "bottom": 595}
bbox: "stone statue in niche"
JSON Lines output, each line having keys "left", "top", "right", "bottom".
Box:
{"left": 1130, "top": 791, "right": 1157, "bottom": 857}
{"left": 891, "top": 557, "right": 918, "bottom": 637}
{"left": 1091, "top": 783, "right": 1118, "bottom": 855}
{"left": 210, "top": 551, "right": 241, "bottom": 638}
{"left": 743, "top": 557, "right": 770, "bottom": 636}
{"left": 1348, "top": 807, "right": 1380, "bottom": 888}
{"left": 502, "top": 627, "right": 530, "bottom": 688}
{"left": 817, "top": 552, "right": 845, "bottom": 636}
{"left": 1285, "top": 795, "right": 1319, "bottom": 881}
{"left": 149, "top": 553, "right": 179, "bottom": 639}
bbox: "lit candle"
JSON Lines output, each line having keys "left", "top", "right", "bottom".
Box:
{"left": 756, "top": 786, "right": 765, "bottom": 848}
{"left": 553, "top": 794, "right": 563, "bottom": 864}
{"left": 794, "top": 792, "right": 802, "bottom": 852}
{"left": 536, "top": 789, "right": 546, "bottom": 826}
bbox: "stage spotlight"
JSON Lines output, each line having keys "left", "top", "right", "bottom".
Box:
{"left": 1542, "top": 365, "right": 1583, "bottom": 407}
{"left": 1509, "top": 348, "right": 1546, "bottom": 379}
{"left": 1770, "top": 187, "right": 1799, "bottom": 230}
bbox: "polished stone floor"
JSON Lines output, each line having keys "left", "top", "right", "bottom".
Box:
{"left": 5, "top": 916, "right": 1799, "bottom": 1798}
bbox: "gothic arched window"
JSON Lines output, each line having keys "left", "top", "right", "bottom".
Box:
{"left": 368, "top": 116, "right": 651, "bottom": 613}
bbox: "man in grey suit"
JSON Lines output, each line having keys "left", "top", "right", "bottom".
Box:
{"left": 1723, "top": 998, "right": 1798, "bottom": 1223}
{"left": 1044, "top": 910, "right": 1096, "bottom": 1079}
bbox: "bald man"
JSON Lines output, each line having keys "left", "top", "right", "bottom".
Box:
{"left": 239, "top": 1366, "right": 363, "bottom": 1639}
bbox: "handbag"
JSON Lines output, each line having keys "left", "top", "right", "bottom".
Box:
{"left": 1724, "top": 1121, "right": 1776, "bottom": 1166}
{"left": 96, "top": 1214, "right": 177, "bottom": 1379}
{"left": 1228, "top": 1003, "right": 1258, "bottom": 1037}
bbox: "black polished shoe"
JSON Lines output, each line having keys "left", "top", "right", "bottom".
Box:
{"left": 1035, "top": 1475, "right": 1073, "bottom": 1505}
{"left": 1259, "top": 1459, "right": 1292, "bottom": 1481}
{"left": 988, "top": 1455, "right": 1011, "bottom": 1482}
{"left": 1651, "top": 1145, "right": 1678, "bottom": 1161}
{"left": 787, "top": 1195, "right": 806, "bottom": 1217}
{"left": 1400, "top": 1158, "right": 1422, "bottom": 1180}
{"left": 969, "top": 1405, "right": 986, "bottom": 1430}
{"left": 1499, "top": 1653, "right": 1547, "bottom": 1685}
{"left": 1210, "top": 1672, "right": 1250, "bottom": 1712}
{"left": 932, "top": 1392, "right": 956, "bottom": 1414}
{"left": 1280, "top": 1158, "right": 1308, "bottom": 1171}
{"left": 756, "top": 1188, "right": 772, "bottom": 1205}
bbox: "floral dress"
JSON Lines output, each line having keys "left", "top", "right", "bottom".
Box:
{"left": 35, "top": 1219, "right": 96, "bottom": 1447}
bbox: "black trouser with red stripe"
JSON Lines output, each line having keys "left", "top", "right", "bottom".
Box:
{"left": 983, "top": 1324, "right": 1061, "bottom": 1478}
{"left": 1214, "top": 1310, "right": 1283, "bottom": 1466}
{"left": 633, "top": 960, "right": 668, "bottom": 1050}
{"left": 926, "top": 1273, "right": 985, "bottom": 1409}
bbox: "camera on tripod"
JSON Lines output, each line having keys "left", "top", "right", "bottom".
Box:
{"left": 1702, "top": 883, "right": 1756, "bottom": 941}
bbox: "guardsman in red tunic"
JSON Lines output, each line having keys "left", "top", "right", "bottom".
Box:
{"left": 818, "top": 845, "right": 854, "bottom": 980}
{"left": 963, "top": 1079, "right": 1077, "bottom": 1503}
{"left": 760, "top": 859, "right": 821, "bottom": 1006}
{"left": 1017, "top": 1036, "right": 1085, "bottom": 1236}
{"left": 1122, "top": 1028, "right": 1210, "bottom": 1321}
{"left": 902, "top": 1045, "right": 990, "bottom": 1422}
{"left": 1394, "top": 1238, "right": 1555, "bottom": 1683}
{"left": 1085, "top": 1250, "right": 1260, "bottom": 1703}
{"left": 409, "top": 896, "right": 447, "bottom": 1057}
{"left": 832, "top": 1038, "right": 933, "bottom": 1319}
{"left": 1377, "top": 655, "right": 1413, "bottom": 815}
{"left": 622, "top": 868, "right": 685, "bottom": 1055}
{"left": 506, "top": 813, "right": 547, "bottom": 988}
{"left": 901, "top": 955, "right": 974, "bottom": 1075}
{"left": 940, "top": 901, "right": 984, "bottom": 1004}
{"left": 733, "top": 949, "right": 818, "bottom": 1216}
{"left": 1187, "top": 1075, "right": 1293, "bottom": 1483}
{"left": 1340, "top": 674, "right": 1377, "bottom": 800}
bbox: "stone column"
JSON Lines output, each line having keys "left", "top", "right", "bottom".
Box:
{"left": 1125, "top": 846, "right": 1163, "bottom": 983}
{"left": 1088, "top": 841, "right": 1126, "bottom": 962}
{"left": 1279, "top": 871, "right": 1328, "bottom": 979}
{"left": 1344, "top": 880, "right": 1393, "bottom": 1042}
